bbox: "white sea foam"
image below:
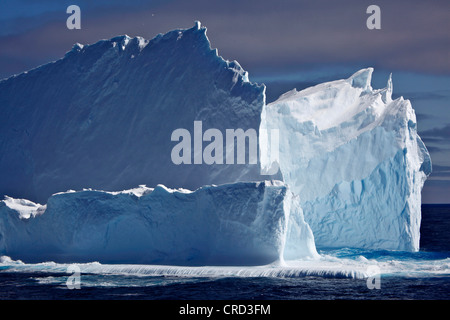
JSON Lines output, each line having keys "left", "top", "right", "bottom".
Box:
{"left": 2, "top": 253, "right": 449, "bottom": 281}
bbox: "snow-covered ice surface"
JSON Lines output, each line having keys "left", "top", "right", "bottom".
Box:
{"left": 0, "top": 21, "right": 269, "bottom": 204}
{"left": 0, "top": 181, "right": 317, "bottom": 265}
{"left": 260, "top": 68, "right": 431, "bottom": 252}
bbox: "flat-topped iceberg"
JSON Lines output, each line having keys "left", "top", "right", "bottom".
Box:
{"left": 0, "top": 181, "right": 318, "bottom": 265}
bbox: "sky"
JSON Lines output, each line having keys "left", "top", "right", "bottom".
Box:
{"left": 0, "top": 0, "right": 449, "bottom": 203}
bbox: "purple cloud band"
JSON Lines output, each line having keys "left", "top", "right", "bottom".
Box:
{"left": 1, "top": 0, "right": 449, "bottom": 80}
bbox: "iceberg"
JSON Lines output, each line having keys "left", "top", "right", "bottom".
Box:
{"left": 0, "top": 181, "right": 318, "bottom": 265}
{"left": 260, "top": 68, "right": 431, "bottom": 251}
{"left": 0, "top": 21, "right": 268, "bottom": 204}
{"left": 0, "top": 21, "right": 432, "bottom": 265}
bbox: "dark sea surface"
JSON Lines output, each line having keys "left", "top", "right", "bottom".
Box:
{"left": 0, "top": 204, "right": 449, "bottom": 301}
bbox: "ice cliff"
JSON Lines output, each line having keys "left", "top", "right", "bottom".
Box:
{"left": 0, "top": 21, "right": 267, "bottom": 204}
{"left": 0, "top": 181, "right": 317, "bottom": 265}
{"left": 260, "top": 68, "right": 431, "bottom": 251}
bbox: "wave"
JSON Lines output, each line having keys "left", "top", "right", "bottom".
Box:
{"left": 2, "top": 249, "right": 450, "bottom": 281}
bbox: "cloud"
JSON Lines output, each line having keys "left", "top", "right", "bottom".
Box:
{"left": 395, "top": 91, "right": 450, "bottom": 101}
{"left": 429, "top": 164, "right": 450, "bottom": 179}
{"left": 431, "top": 172, "right": 450, "bottom": 178}
{"left": 1, "top": 0, "right": 449, "bottom": 80}
{"left": 425, "top": 145, "right": 446, "bottom": 153}
{"left": 419, "top": 126, "right": 450, "bottom": 160}
{"left": 422, "top": 179, "right": 450, "bottom": 204}
{"left": 421, "top": 124, "right": 450, "bottom": 139}
{"left": 429, "top": 171, "right": 450, "bottom": 179}
{"left": 415, "top": 113, "right": 434, "bottom": 121}
{"left": 421, "top": 136, "right": 446, "bottom": 143}
{"left": 432, "top": 164, "right": 450, "bottom": 172}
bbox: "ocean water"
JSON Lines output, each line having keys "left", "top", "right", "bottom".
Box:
{"left": 0, "top": 204, "right": 449, "bottom": 300}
